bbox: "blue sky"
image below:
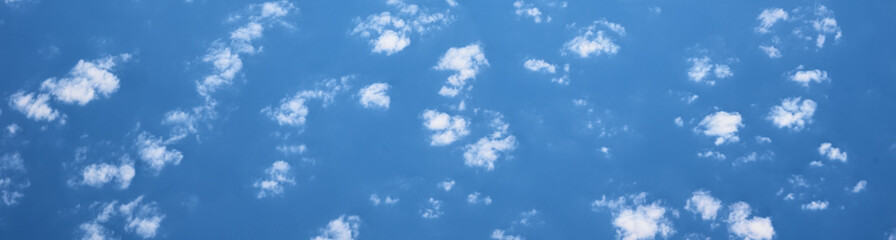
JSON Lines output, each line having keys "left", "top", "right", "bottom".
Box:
{"left": 1, "top": 0, "right": 895, "bottom": 239}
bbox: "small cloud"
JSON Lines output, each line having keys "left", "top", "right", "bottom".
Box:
{"left": 421, "top": 198, "right": 443, "bottom": 219}
{"left": 358, "top": 82, "right": 391, "bottom": 109}
{"left": 435, "top": 43, "right": 488, "bottom": 97}
{"left": 818, "top": 142, "right": 847, "bottom": 162}
{"left": 438, "top": 179, "right": 455, "bottom": 191}
{"left": 564, "top": 20, "right": 625, "bottom": 58}
{"left": 851, "top": 180, "right": 867, "bottom": 193}
{"left": 311, "top": 215, "right": 361, "bottom": 240}
{"left": 467, "top": 192, "right": 493, "bottom": 205}
{"left": 422, "top": 110, "right": 469, "bottom": 146}
{"left": 697, "top": 111, "right": 743, "bottom": 145}
{"left": 727, "top": 202, "right": 775, "bottom": 240}
{"left": 767, "top": 97, "right": 816, "bottom": 131}
{"left": 685, "top": 190, "right": 722, "bottom": 221}
{"left": 801, "top": 200, "right": 829, "bottom": 211}
{"left": 253, "top": 160, "right": 295, "bottom": 198}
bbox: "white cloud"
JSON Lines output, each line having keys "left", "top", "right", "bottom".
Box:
{"left": 767, "top": 97, "right": 816, "bottom": 131}
{"left": 789, "top": 66, "right": 829, "bottom": 87}
{"left": 40, "top": 54, "right": 130, "bottom": 106}
{"left": 564, "top": 20, "right": 625, "bottom": 58}
{"left": 818, "top": 142, "right": 847, "bottom": 162}
{"left": 523, "top": 58, "right": 557, "bottom": 73}
{"left": 421, "top": 197, "right": 443, "bottom": 219}
{"left": 263, "top": 76, "right": 352, "bottom": 127}
{"left": 8, "top": 91, "right": 61, "bottom": 122}
{"left": 79, "top": 162, "right": 136, "bottom": 189}
{"left": 463, "top": 113, "right": 517, "bottom": 171}
{"left": 136, "top": 132, "right": 183, "bottom": 172}
{"left": 467, "top": 192, "right": 493, "bottom": 205}
{"left": 685, "top": 190, "right": 722, "bottom": 221}
{"left": 435, "top": 43, "right": 489, "bottom": 97}
{"left": 438, "top": 179, "right": 455, "bottom": 191}
{"left": 253, "top": 160, "right": 295, "bottom": 198}
{"left": 513, "top": 0, "right": 544, "bottom": 23}
{"left": 351, "top": 0, "right": 451, "bottom": 55}
{"left": 593, "top": 193, "right": 675, "bottom": 240}
{"left": 358, "top": 83, "right": 391, "bottom": 109}
{"left": 755, "top": 8, "right": 788, "bottom": 33}
{"left": 311, "top": 215, "right": 361, "bottom": 240}
{"left": 491, "top": 229, "right": 523, "bottom": 240}
{"left": 727, "top": 202, "right": 775, "bottom": 240}
{"left": 369, "top": 194, "right": 399, "bottom": 206}
{"left": 674, "top": 117, "right": 684, "bottom": 127}
{"left": 759, "top": 45, "right": 782, "bottom": 58}
{"left": 801, "top": 200, "right": 828, "bottom": 211}
{"left": 687, "top": 56, "right": 732, "bottom": 85}
{"left": 422, "top": 109, "right": 469, "bottom": 146}
{"left": 755, "top": 136, "right": 772, "bottom": 144}
{"left": 6, "top": 123, "right": 19, "bottom": 136}
{"left": 0, "top": 153, "right": 28, "bottom": 206}
{"left": 851, "top": 180, "right": 867, "bottom": 193}
{"left": 277, "top": 144, "right": 307, "bottom": 155}
{"left": 697, "top": 111, "right": 743, "bottom": 145}
{"left": 80, "top": 196, "right": 165, "bottom": 240}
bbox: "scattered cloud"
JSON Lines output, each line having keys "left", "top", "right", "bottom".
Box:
{"left": 697, "top": 150, "right": 726, "bottom": 160}
{"left": 463, "top": 113, "right": 517, "bottom": 171}
{"left": 755, "top": 5, "right": 843, "bottom": 55}
{"left": 438, "top": 179, "right": 455, "bottom": 191}
{"left": 351, "top": 0, "right": 451, "bottom": 55}
{"left": 564, "top": 20, "right": 625, "bottom": 58}
{"left": 40, "top": 54, "right": 131, "bottom": 106}
{"left": 8, "top": 91, "right": 61, "bottom": 122}
{"left": 818, "top": 142, "right": 847, "bottom": 162}
{"left": 358, "top": 83, "right": 391, "bottom": 109}
{"left": 789, "top": 66, "right": 830, "bottom": 87}
{"left": 755, "top": 8, "right": 788, "bottom": 33}
{"left": 421, "top": 197, "right": 443, "bottom": 219}
{"left": 801, "top": 200, "right": 829, "bottom": 211}
{"left": 0, "top": 153, "right": 28, "bottom": 206}
{"left": 523, "top": 58, "right": 570, "bottom": 85}
{"left": 727, "top": 202, "right": 775, "bottom": 240}
{"left": 435, "top": 43, "right": 489, "bottom": 97}
{"left": 79, "top": 196, "right": 165, "bottom": 240}
{"left": 253, "top": 160, "right": 295, "bottom": 198}
{"left": 467, "top": 192, "right": 492, "bottom": 205}
{"left": 685, "top": 190, "right": 722, "bottom": 221}
{"left": 767, "top": 97, "right": 816, "bottom": 131}
{"left": 77, "top": 162, "right": 136, "bottom": 189}
{"left": 593, "top": 193, "right": 675, "bottom": 240}
{"left": 687, "top": 56, "right": 732, "bottom": 85}
{"left": 513, "top": 0, "right": 546, "bottom": 23}
{"left": 491, "top": 229, "right": 524, "bottom": 240}
{"left": 421, "top": 109, "right": 469, "bottom": 146}
{"left": 369, "top": 194, "right": 399, "bottom": 206}
{"left": 851, "top": 180, "right": 867, "bottom": 193}
{"left": 759, "top": 45, "right": 782, "bottom": 58}
{"left": 697, "top": 111, "right": 743, "bottom": 145}
{"left": 135, "top": 132, "right": 184, "bottom": 172}
{"left": 263, "top": 76, "right": 352, "bottom": 127}
{"left": 311, "top": 215, "right": 361, "bottom": 240}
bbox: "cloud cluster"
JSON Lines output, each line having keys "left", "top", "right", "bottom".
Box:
{"left": 685, "top": 190, "right": 722, "bottom": 221}
{"left": 311, "top": 215, "right": 361, "bottom": 240}
{"left": 523, "top": 58, "right": 570, "bottom": 85}
{"left": 463, "top": 113, "right": 517, "bottom": 171}
{"left": 592, "top": 193, "right": 675, "bottom": 240}
{"left": 727, "top": 202, "right": 775, "bottom": 240}
{"left": 435, "top": 43, "right": 489, "bottom": 97}
{"left": 78, "top": 162, "right": 136, "bottom": 189}
{"left": 422, "top": 109, "right": 469, "bottom": 146}
{"left": 421, "top": 197, "right": 443, "bottom": 219}
{"left": 467, "top": 192, "right": 493, "bottom": 205}
{"left": 369, "top": 194, "right": 399, "bottom": 206}
{"left": 135, "top": 132, "right": 184, "bottom": 172}
{"left": 789, "top": 66, "right": 830, "bottom": 87}
{"left": 0, "top": 153, "right": 28, "bottom": 206}
{"left": 697, "top": 111, "right": 743, "bottom": 145}
{"left": 564, "top": 20, "right": 625, "bottom": 58}
{"left": 818, "top": 142, "right": 847, "bottom": 162}
{"left": 358, "top": 83, "right": 391, "bottom": 109}
{"left": 755, "top": 5, "right": 843, "bottom": 57}
{"left": 263, "top": 76, "right": 352, "bottom": 127}
{"left": 8, "top": 54, "right": 130, "bottom": 123}
{"left": 687, "top": 56, "right": 733, "bottom": 85}
{"left": 79, "top": 196, "right": 165, "bottom": 240}
{"left": 767, "top": 97, "right": 816, "bottom": 131}
{"left": 253, "top": 160, "right": 295, "bottom": 198}
{"left": 351, "top": 0, "right": 451, "bottom": 55}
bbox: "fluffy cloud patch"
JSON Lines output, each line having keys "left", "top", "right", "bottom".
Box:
{"left": 8, "top": 91, "right": 61, "bottom": 122}
{"left": 0, "top": 153, "right": 28, "bottom": 206}
{"left": 467, "top": 192, "right": 493, "bottom": 205}
{"left": 801, "top": 200, "right": 829, "bottom": 211}
{"left": 755, "top": 5, "right": 842, "bottom": 53}
{"left": 755, "top": 8, "right": 788, "bottom": 33}
{"left": 422, "top": 109, "right": 469, "bottom": 146}
{"left": 593, "top": 193, "right": 675, "bottom": 240}
{"left": 311, "top": 215, "right": 361, "bottom": 240}
{"left": 351, "top": 0, "right": 451, "bottom": 55}
{"left": 767, "top": 97, "right": 816, "bottom": 131}
{"left": 513, "top": 0, "right": 545, "bottom": 23}
{"left": 438, "top": 179, "right": 455, "bottom": 191}
{"left": 789, "top": 66, "right": 830, "bottom": 87}
{"left": 685, "top": 190, "right": 722, "bottom": 221}
{"left": 421, "top": 197, "right": 443, "bottom": 219}
{"left": 727, "top": 202, "right": 775, "bottom": 240}
{"left": 263, "top": 76, "right": 352, "bottom": 127}
{"left": 358, "top": 83, "right": 391, "bottom": 109}
{"left": 435, "top": 43, "right": 489, "bottom": 97}
{"left": 78, "top": 162, "right": 136, "bottom": 189}
{"left": 369, "top": 194, "right": 399, "bottom": 206}
{"left": 564, "top": 20, "right": 625, "bottom": 58}
{"left": 40, "top": 54, "right": 130, "bottom": 105}
{"left": 136, "top": 132, "right": 183, "bottom": 172}
{"left": 79, "top": 196, "right": 165, "bottom": 240}
{"left": 697, "top": 111, "right": 743, "bottom": 145}
{"left": 687, "top": 56, "right": 733, "bottom": 85}
{"left": 463, "top": 113, "right": 517, "bottom": 171}
{"left": 523, "top": 58, "right": 570, "bottom": 85}
{"left": 851, "top": 180, "right": 867, "bottom": 193}
{"left": 759, "top": 45, "right": 782, "bottom": 58}
{"left": 253, "top": 160, "right": 295, "bottom": 198}
{"left": 491, "top": 229, "right": 523, "bottom": 240}
{"left": 818, "top": 142, "right": 847, "bottom": 162}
